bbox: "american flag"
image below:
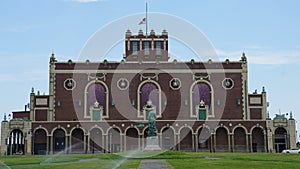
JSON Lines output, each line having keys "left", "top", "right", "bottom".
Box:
{"left": 138, "top": 18, "right": 146, "bottom": 25}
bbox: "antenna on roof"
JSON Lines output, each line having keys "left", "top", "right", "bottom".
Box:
{"left": 146, "top": 1, "right": 148, "bottom": 35}
{"left": 138, "top": 2, "right": 148, "bottom": 34}
{"left": 279, "top": 109, "right": 281, "bottom": 115}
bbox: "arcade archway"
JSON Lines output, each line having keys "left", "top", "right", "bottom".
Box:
{"left": 107, "top": 128, "right": 121, "bottom": 153}
{"left": 197, "top": 127, "right": 211, "bottom": 152}
{"left": 7, "top": 129, "right": 24, "bottom": 155}
{"left": 179, "top": 127, "right": 193, "bottom": 151}
{"left": 125, "top": 128, "right": 139, "bottom": 151}
{"left": 233, "top": 127, "right": 247, "bottom": 152}
{"left": 53, "top": 129, "right": 66, "bottom": 152}
{"left": 252, "top": 127, "right": 265, "bottom": 152}
{"left": 90, "top": 128, "right": 103, "bottom": 153}
{"left": 34, "top": 129, "right": 47, "bottom": 154}
{"left": 274, "top": 127, "right": 288, "bottom": 153}
{"left": 215, "top": 127, "right": 229, "bottom": 152}
{"left": 71, "top": 128, "right": 84, "bottom": 153}
{"left": 161, "top": 127, "right": 175, "bottom": 150}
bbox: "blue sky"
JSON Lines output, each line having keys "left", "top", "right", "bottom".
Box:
{"left": 1, "top": 0, "right": 300, "bottom": 137}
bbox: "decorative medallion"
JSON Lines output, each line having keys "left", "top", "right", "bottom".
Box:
{"left": 169, "top": 78, "right": 181, "bottom": 90}
{"left": 222, "top": 78, "right": 234, "bottom": 89}
{"left": 64, "top": 78, "right": 76, "bottom": 90}
{"left": 117, "top": 78, "right": 129, "bottom": 90}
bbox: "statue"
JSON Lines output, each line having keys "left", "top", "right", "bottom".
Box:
{"left": 143, "top": 100, "right": 156, "bottom": 120}
{"left": 93, "top": 101, "right": 100, "bottom": 108}
{"left": 90, "top": 101, "right": 103, "bottom": 121}
{"left": 196, "top": 100, "right": 207, "bottom": 120}
{"left": 143, "top": 100, "right": 161, "bottom": 151}
{"left": 147, "top": 110, "right": 157, "bottom": 137}
{"left": 3, "top": 113, "right": 7, "bottom": 122}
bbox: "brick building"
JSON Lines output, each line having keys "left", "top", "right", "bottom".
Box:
{"left": 1, "top": 29, "right": 296, "bottom": 155}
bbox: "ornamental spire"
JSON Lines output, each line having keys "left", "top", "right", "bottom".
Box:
{"left": 241, "top": 52, "right": 247, "bottom": 63}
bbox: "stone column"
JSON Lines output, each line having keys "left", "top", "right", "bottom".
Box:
{"left": 193, "top": 134, "right": 197, "bottom": 152}
{"left": 211, "top": 135, "right": 214, "bottom": 152}
{"left": 263, "top": 133, "right": 267, "bottom": 152}
{"left": 195, "top": 134, "right": 198, "bottom": 152}
{"left": 158, "top": 133, "right": 162, "bottom": 147}
{"left": 83, "top": 134, "right": 87, "bottom": 153}
{"left": 246, "top": 134, "right": 249, "bottom": 152}
{"left": 120, "top": 134, "right": 124, "bottom": 152}
{"left": 67, "top": 135, "right": 71, "bottom": 153}
{"left": 87, "top": 134, "right": 90, "bottom": 153}
{"left": 46, "top": 136, "right": 49, "bottom": 154}
{"left": 176, "top": 134, "right": 180, "bottom": 151}
{"left": 214, "top": 134, "right": 217, "bottom": 152}
{"left": 24, "top": 139, "right": 27, "bottom": 155}
{"left": 249, "top": 134, "right": 253, "bottom": 152}
{"left": 30, "top": 134, "right": 33, "bottom": 155}
{"left": 230, "top": 134, "right": 234, "bottom": 152}
{"left": 50, "top": 135, "right": 53, "bottom": 154}
{"left": 138, "top": 134, "right": 141, "bottom": 150}
{"left": 123, "top": 134, "right": 126, "bottom": 152}
{"left": 105, "top": 134, "right": 108, "bottom": 153}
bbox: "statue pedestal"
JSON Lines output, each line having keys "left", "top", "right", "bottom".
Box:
{"left": 144, "top": 136, "right": 161, "bottom": 151}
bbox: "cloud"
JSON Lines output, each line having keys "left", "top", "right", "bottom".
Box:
{"left": 216, "top": 48, "right": 300, "bottom": 65}
{"left": 0, "top": 74, "right": 13, "bottom": 82}
{"left": 70, "top": 0, "right": 101, "bottom": 3}
{"left": 0, "top": 24, "right": 35, "bottom": 33}
{"left": 249, "top": 51, "right": 300, "bottom": 65}
{"left": 0, "top": 70, "right": 48, "bottom": 83}
{"left": 242, "top": 45, "right": 264, "bottom": 50}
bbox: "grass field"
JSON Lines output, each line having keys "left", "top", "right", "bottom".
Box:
{"left": 0, "top": 151, "right": 300, "bottom": 169}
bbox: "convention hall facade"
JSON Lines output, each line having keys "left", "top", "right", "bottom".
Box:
{"left": 1, "top": 29, "right": 296, "bottom": 155}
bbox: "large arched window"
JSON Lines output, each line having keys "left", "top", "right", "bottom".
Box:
{"left": 84, "top": 81, "right": 109, "bottom": 118}
{"left": 137, "top": 81, "right": 161, "bottom": 118}
{"left": 190, "top": 81, "right": 213, "bottom": 117}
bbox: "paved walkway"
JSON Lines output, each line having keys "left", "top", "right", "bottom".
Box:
{"left": 138, "top": 160, "right": 172, "bottom": 169}
{"left": 0, "top": 162, "right": 11, "bottom": 169}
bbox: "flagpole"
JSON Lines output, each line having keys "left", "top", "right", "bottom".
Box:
{"left": 146, "top": 2, "right": 148, "bottom": 35}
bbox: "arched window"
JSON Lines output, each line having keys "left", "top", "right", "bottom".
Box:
{"left": 85, "top": 81, "right": 108, "bottom": 118}
{"left": 138, "top": 81, "right": 161, "bottom": 118}
{"left": 141, "top": 83, "right": 159, "bottom": 109}
{"left": 191, "top": 81, "right": 213, "bottom": 117}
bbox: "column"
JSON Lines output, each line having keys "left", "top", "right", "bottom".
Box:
{"left": 87, "top": 134, "right": 90, "bottom": 153}
{"left": 30, "top": 133, "right": 33, "bottom": 155}
{"left": 263, "top": 133, "right": 267, "bottom": 152}
{"left": 105, "top": 134, "right": 108, "bottom": 153}
{"left": 158, "top": 133, "right": 162, "bottom": 147}
{"left": 50, "top": 135, "right": 53, "bottom": 154}
{"left": 211, "top": 134, "right": 214, "bottom": 152}
{"left": 214, "top": 134, "right": 217, "bottom": 152}
{"left": 123, "top": 134, "right": 126, "bottom": 152}
{"left": 142, "top": 135, "right": 145, "bottom": 150}
{"left": 46, "top": 136, "right": 49, "bottom": 154}
{"left": 230, "top": 134, "right": 233, "bottom": 152}
{"left": 249, "top": 134, "right": 253, "bottom": 152}
{"left": 138, "top": 135, "right": 142, "bottom": 150}
{"left": 66, "top": 135, "right": 70, "bottom": 154}
{"left": 120, "top": 134, "right": 123, "bottom": 152}
{"left": 84, "top": 135, "right": 87, "bottom": 153}
{"left": 195, "top": 134, "right": 198, "bottom": 152}
{"left": 246, "top": 134, "right": 249, "bottom": 152}
{"left": 177, "top": 134, "right": 180, "bottom": 151}
{"left": 24, "top": 140, "right": 27, "bottom": 155}
{"left": 104, "top": 134, "right": 108, "bottom": 153}
{"left": 193, "top": 134, "right": 196, "bottom": 152}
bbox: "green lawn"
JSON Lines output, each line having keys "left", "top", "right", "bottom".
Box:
{"left": 0, "top": 151, "right": 300, "bottom": 169}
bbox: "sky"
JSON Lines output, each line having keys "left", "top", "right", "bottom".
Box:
{"left": 0, "top": 0, "right": 300, "bottom": 138}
